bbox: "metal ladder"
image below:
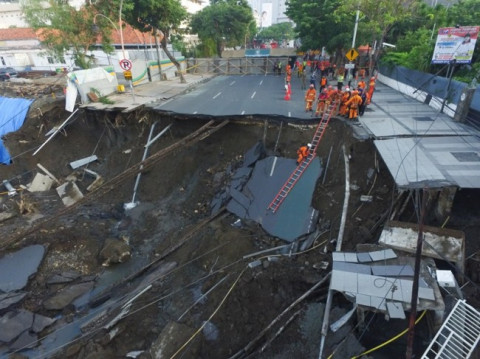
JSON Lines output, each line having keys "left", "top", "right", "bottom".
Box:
{"left": 267, "top": 100, "right": 338, "bottom": 213}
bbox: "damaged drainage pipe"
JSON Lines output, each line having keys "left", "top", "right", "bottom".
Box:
{"left": 125, "top": 122, "right": 172, "bottom": 210}
{"left": 318, "top": 145, "right": 350, "bottom": 359}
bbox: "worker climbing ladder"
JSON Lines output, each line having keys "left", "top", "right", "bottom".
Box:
{"left": 267, "top": 100, "right": 338, "bottom": 213}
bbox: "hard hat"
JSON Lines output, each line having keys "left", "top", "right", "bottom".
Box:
{"left": 307, "top": 143, "right": 312, "bottom": 148}
{"left": 328, "top": 85, "right": 332, "bottom": 89}
{"left": 310, "top": 84, "right": 314, "bottom": 88}
{"left": 370, "top": 77, "right": 375, "bottom": 81}
{"left": 345, "top": 87, "right": 350, "bottom": 91}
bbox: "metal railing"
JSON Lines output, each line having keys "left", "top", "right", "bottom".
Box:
{"left": 185, "top": 57, "right": 293, "bottom": 76}
{"left": 421, "top": 299, "right": 480, "bottom": 359}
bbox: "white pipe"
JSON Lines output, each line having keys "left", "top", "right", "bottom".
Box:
{"left": 318, "top": 145, "right": 350, "bottom": 359}
{"left": 33, "top": 109, "right": 79, "bottom": 156}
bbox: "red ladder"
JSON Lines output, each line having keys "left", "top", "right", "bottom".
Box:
{"left": 267, "top": 100, "right": 338, "bottom": 213}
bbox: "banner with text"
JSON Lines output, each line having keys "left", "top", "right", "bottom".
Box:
{"left": 432, "top": 26, "right": 479, "bottom": 64}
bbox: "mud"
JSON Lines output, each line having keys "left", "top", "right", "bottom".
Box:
{"left": 0, "top": 88, "right": 479, "bottom": 358}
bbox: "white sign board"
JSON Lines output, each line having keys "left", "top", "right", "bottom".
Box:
{"left": 344, "top": 63, "right": 355, "bottom": 69}
{"left": 119, "top": 58, "right": 133, "bottom": 71}
{"left": 432, "top": 26, "right": 479, "bottom": 64}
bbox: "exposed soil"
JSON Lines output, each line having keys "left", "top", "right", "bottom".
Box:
{"left": 1, "top": 80, "right": 479, "bottom": 359}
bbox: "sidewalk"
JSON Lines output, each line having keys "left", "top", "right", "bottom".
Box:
{"left": 80, "top": 73, "right": 215, "bottom": 113}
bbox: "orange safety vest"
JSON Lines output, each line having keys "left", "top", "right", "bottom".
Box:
{"left": 305, "top": 88, "right": 316, "bottom": 101}
{"left": 345, "top": 94, "right": 362, "bottom": 109}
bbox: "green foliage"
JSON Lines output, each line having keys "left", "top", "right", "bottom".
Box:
{"left": 256, "top": 22, "right": 295, "bottom": 43}
{"left": 122, "top": 0, "right": 187, "bottom": 39}
{"left": 190, "top": 0, "right": 255, "bottom": 56}
{"left": 22, "top": 0, "right": 115, "bottom": 69}
{"left": 90, "top": 88, "right": 115, "bottom": 104}
{"left": 286, "top": 0, "right": 354, "bottom": 52}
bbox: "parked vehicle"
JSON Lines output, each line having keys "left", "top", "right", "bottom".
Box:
{"left": 0, "top": 67, "right": 18, "bottom": 80}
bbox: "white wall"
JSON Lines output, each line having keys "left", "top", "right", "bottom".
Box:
{"left": 0, "top": 3, "right": 27, "bottom": 29}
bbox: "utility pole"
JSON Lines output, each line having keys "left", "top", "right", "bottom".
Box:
{"left": 118, "top": 0, "right": 136, "bottom": 103}
{"left": 405, "top": 189, "right": 428, "bottom": 359}
{"left": 346, "top": 9, "right": 360, "bottom": 87}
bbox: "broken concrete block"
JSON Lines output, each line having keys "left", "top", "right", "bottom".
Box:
{"left": 28, "top": 173, "right": 54, "bottom": 192}
{"left": 56, "top": 181, "right": 84, "bottom": 207}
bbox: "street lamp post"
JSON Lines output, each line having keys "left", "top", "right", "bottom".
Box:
{"left": 93, "top": 3, "right": 136, "bottom": 103}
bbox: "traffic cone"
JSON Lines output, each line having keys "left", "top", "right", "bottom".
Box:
{"left": 287, "top": 82, "right": 292, "bottom": 95}
{"left": 284, "top": 84, "right": 290, "bottom": 100}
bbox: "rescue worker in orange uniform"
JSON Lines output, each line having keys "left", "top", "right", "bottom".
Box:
{"left": 285, "top": 64, "right": 292, "bottom": 84}
{"left": 305, "top": 84, "right": 316, "bottom": 112}
{"left": 319, "top": 75, "right": 328, "bottom": 91}
{"left": 366, "top": 77, "right": 376, "bottom": 105}
{"left": 339, "top": 88, "right": 351, "bottom": 117}
{"left": 297, "top": 143, "right": 312, "bottom": 164}
{"left": 357, "top": 79, "right": 366, "bottom": 91}
{"left": 314, "top": 88, "right": 329, "bottom": 117}
{"left": 344, "top": 90, "right": 363, "bottom": 119}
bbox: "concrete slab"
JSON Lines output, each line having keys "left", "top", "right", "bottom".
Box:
{"left": 56, "top": 181, "right": 84, "bottom": 207}
{"left": 28, "top": 173, "right": 53, "bottom": 192}
{"left": 379, "top": 221, "right": 465, "bottom": 271}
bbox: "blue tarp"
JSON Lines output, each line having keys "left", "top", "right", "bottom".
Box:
{"left": 0, "top": 96, "right": 33, "bottom": 164}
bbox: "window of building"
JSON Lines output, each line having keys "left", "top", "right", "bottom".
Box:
{"left": 47, "top": 57, "right": 55, "bottom": 64}
{"left": 0, "top": 57, "right": 5, "bottom": 66}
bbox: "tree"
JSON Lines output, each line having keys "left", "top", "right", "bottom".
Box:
{"left": 285, "top": 0, "right": 354, "bottom": 59}
{"left": 22, "top": 0, "right": 114, "bottom": 69}
{"left": 256, "top": 22, "right": 295, "bottom": 45}
{"left": 337, "top": 0, "right": 420, "bottom": 72}
{"left": 122, "top": 0, "right": 188, "bottom": 82}
{"left": 190, "top": 0, "right": 255, "bottom": 57}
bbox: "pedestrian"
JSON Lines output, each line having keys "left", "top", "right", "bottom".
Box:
{"left": 300, "top": 68, "right": 307, "bottom": 90}
{"left": 337, "top": 71, "right": 344, "bottom": 91}
{"left": 358, "top": 88, "right": 367, "bottom": 116}
{"left": 297, "top": 143, "right": 312, "bottom": 164}
{"left": 305, "top": 84, "right": 316, "bottom": 112}
{"left": 309, "top": 71, "right": 317, "bottom": 89}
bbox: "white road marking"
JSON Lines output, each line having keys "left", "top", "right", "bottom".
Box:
{"left": 251, "top": 91, "right": 256, "bottom": 99}
{"left": 230, "top": 81, "right": 236, "bottom": 86}
{"left": 213, "top": 92, "right": 221, "bottom": 99}
{"left": 241, "top": 110, "right": 245, "bottom": 115}
{"left": 193, "top": 111, "right": 198, "bottom": 114}
{"left": 259, "top": 80, "right": 263, "bottom": 85}
{"left": 270, "top": 157, "right": 278, "bottom": 176}
{"left": 288, "top": 112, "right": 291, "bottom": 117}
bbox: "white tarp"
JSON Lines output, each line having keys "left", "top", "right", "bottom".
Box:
{"left": 66, "top": 67, "right": 118, "bottom": 107}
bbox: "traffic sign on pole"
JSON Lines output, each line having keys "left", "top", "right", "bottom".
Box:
{"left": 119, "top": 58, "right": 133, "bottom": 71}
{"left": 345, "top": 48, "right": 359, "bottom": 62}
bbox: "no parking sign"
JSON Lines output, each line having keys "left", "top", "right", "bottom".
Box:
{"left": 119, "top": 59, "right": 133, "bottom": 71}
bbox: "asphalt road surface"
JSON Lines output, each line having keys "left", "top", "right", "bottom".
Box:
{"left": 154, "top": 74, "right": 320, "bottom": 121}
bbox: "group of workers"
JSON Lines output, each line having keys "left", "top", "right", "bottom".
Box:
{"left": 304, "top": 76, "right": 376, "bottom": 120}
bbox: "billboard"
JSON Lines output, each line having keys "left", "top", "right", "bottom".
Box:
{"left": 432, "top": 26, "right": 479, "bottom": 64}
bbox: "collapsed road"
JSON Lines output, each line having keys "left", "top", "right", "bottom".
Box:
{"left": 0, "top": 73, "right": 479, "bottom": 358}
